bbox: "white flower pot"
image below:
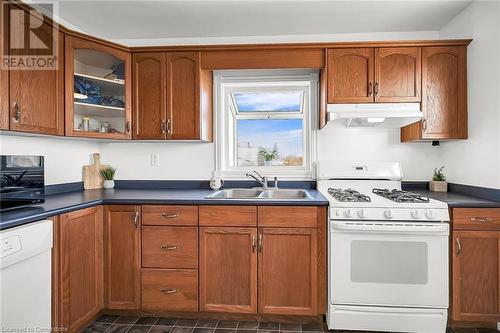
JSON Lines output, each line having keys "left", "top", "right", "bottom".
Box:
{"left": 103, "top": 180, "right": 115, "bottom": 189}
{"left": 429, "top": 180, "right": 447, "bottom": 192}
{"left": 264, "top": 160, "right": 272, "bottom": 167}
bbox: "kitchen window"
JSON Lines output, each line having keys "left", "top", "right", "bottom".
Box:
{"left": 214, "top": 70, "right": 318, "bottom": 179}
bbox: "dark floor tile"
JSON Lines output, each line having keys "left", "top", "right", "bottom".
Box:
{"left": 95, "top": 314, "right": 119, "bottom": 324}
{"left": 301, "top": 322, "right": 323, "bottom": 332}
{"left": 82, "top": 323, "right": 110, "bottom": 333}
{"left": 149, "top": 326, "right": 173, "bottom": 333}
{"left": 135, "top": 317, "right": 159, "bottom": 326}
{"left": 105, "top": 324, "right": 131, "bottom": 333}
{"left": 196, "top": 320, "right": 218, "bottom": 328}
{"left": 171, "top": 327, "right": 195, "bottom": 333}
{"left": 279, "top": 323, "right": 301, "bottom": 332}
{"left": 476, "top": 329, "right": 498, "bottom": 333}
{"left": 193, "top": 328, "right": 215, "bottom": 333}
{"left": 258, "top": 330, "right": 280, "bottom": 333}
{"left": 238, "top": 322, "right": 259, "bottom": 330}
{"left": 259, "top": 322, "right": 279, "bottom": 331}
{"left": 157, "top": 318, "right": 179, "bottom": 326}
{"left": 115, "top": 316, "right": 139, "bottom": 325}
{"left": 237, "top": 330, "right": 256, "bottom": 333}
{"left": 453, "top": 329, "right": 479, "bottom": 333}
{"left": 176, "top": 319, "right": 199, "bottom": 327}
{"left": 217, "top": 321, "right": 238, "bottom": 329}
{"left": 215, "top": 330, "right": 236, "bottom": 333}
{"left": 446, "top": 328, "right": 455, "bottom": 333}
{"left": 128, "top": 326, "right": 151, "bottom": 333}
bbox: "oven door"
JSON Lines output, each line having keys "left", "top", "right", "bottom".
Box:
{"left": 330, "top": 220, "right": 449, "bottom": 308}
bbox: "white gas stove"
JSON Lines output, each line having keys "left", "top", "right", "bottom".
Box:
{"left": 317, "top": 161, "right": 450, "bottom": 333}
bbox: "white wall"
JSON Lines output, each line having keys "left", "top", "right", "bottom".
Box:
{"left": 439, "top": 1, "right": 500, "bottom": 189}
{"left": 0, "top": 134, "right": 100, "bottom": 185}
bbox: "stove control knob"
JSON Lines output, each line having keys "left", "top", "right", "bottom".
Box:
{"left": 383, "top": 209, "right": 393, "bottom": 219}
{"left": 343, "top": 209, "right": 352, "bottom": 218}
{"left": 425, "top": 210, "right": 434, "bottom": 219}
{"left": 411, "top": 210, "right": 420, "bottom": 219}
{"left": 357, "top": 209, "right": 365, "bottom": 218}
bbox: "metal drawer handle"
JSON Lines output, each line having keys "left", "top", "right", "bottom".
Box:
{"left": 160, "top": 288, "right": 177, "bottom": 294}
{"left": 160, "top": 245, "right": 178, "bottom": 251}
{"left": 470, "top": 217, "right": 493, "bottom": 223}
{"left": 12, "top": 102, "right": 21, "bottom": 122}
{"left": 161, "top": 213, "right": 179, "bottom": 218}
{"left": 456, "top": 238, "right": 462, "bottom": 256}
{"left": 258, "top": 234, "right": 263, "bottom": 252}
{"left": 368, "top": 82, "right": 373, "bottom": 96}
{"left": 374, "top": 82, "right": 379, "bottom": 96}
{"left": 161, "top": 119, "right": 167, "bottom": 134}
{"left": 133, "top": 211, "right": 140, "bottom": 228}
{"left": 251, "top": 235, "right": 256, "bottom": 253}
{"left": 422, "top": 119, "right": 427, "bottom": 131}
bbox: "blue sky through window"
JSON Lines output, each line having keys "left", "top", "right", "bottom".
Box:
{"left": 233, "top": 92, "right": 302, "bottom": 112}
{"left": 237, "top": 119, "right": 303, "bottom": 166}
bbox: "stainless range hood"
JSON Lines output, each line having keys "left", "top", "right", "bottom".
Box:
{"left": 327, "top": 103, "right": 422, "bottom": 128}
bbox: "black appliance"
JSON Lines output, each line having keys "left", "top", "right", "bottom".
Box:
{"left": 0, "top": 155, "right": 44, "bottom": 211}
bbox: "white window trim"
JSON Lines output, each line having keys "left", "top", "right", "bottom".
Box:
{"left": 214, "top": 70, "right": 318, "bottom": 180}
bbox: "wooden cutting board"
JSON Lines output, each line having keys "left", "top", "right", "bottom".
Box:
{"left": 83, "top": 153, "right": 109, "bottom": 189}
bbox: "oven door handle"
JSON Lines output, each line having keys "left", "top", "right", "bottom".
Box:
{"left": 331, "top": 221, "right": 449, "bottom": 235}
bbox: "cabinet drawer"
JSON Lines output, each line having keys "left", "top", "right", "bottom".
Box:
{"left": 199, "top": 206, "right": 257, "bottom": 227}
{"left": 258, "top": 206, "right": 318, "bottom": 228}
{"left": 142, "top": 227, "right": 198, "bottom": 268}
{"left": 141, "top": 269, "right": 198, "bottom": 311}
{"left": 453, "top": 208, "right": 500, "bottom": 231}
{"left": 142, "top": 205, "right": 198, "bottom": 226}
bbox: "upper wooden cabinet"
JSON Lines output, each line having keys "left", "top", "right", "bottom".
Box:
{"left": 0, "top": 1, "right": 8, "bottom": 130}
{"left": 56, "top": 207, "right": 103, "bottom": 333}
{"left": 6, "top": 6, "right": 64, "bottom": 135}
{"left": 103, "top": 205, "right": 141, "bottom": 310}
{"left": 132, "top": 53, "right": 166, "bottom": 139}
{"left": 374, "top": 47, "right": 421, "bottom": 102}
{"left": 132, "top": 51, "right": 213, "bottom": 141}
{"left": 327, "top": 47, "right": 421, "bottom": 104}
{"left": 327, "top": 48, "right": 374, "bottom": 104}
{"left": 401, "top": 46, "right": 468, "bottom": 141}
{"left": 65, "top": 35, "right": 132, "bottom": 139}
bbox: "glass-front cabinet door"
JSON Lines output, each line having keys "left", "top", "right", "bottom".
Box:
{"left": 65, "top": 36, "right": 131, "bottom": 139}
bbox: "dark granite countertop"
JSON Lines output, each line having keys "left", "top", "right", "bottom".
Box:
{"left": 412, "top": 190, "right": 500, "bottom": 208}
{"left": 0, "top": 188, "right": 329, "bottom": 230}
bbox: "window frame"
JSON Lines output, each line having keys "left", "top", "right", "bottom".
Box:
{"left": 214, "top": 70, "right": 318, "bottom": 179}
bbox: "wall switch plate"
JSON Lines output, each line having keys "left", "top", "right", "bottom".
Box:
{"left": 151, "top": 153, "right": 160, "bottom": 166}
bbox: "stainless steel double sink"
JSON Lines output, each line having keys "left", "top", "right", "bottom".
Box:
{"left": 205, "top": 188, "right": 313, "bottom": 200}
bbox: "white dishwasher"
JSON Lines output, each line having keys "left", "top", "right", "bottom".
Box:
{"left": 1, "top": 219, "right": 53, "bottom": 329}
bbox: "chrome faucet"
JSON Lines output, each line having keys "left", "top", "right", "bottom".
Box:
{"left": 246, "top": 170, "right": 268, "bottom": 188}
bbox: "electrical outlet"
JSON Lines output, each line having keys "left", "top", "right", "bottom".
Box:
{"left": 151, "top": 153, "right": 160, "bottom": 166}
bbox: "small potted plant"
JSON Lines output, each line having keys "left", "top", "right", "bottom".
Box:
{"left": 259, "top": 145, "right": 279, "bottom": 167}
{"left": 430, "top": 166, "right": 447, "bottom": 192}
{"left": 100, "top": 166, "right": 116, "bottom": 189}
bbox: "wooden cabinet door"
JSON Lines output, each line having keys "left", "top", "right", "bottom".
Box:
{"left": 103, "top": 205, "right": 141, "bottom": 309}
{"left": 59, "top": 207, "right": 103, "bottom": 333}
{"left": 133, "top": 52, "right": 166, "bottom": 139}
{"left": 327, "top": 48, "right": 374, "bottom": 103}
{"left": 8, "top": 7, "right": 64, "bottom": 135}
{"left": 0, "top": 1, "right": 8, "bottom": 130}
{"left": 199, "top": 227, "right": 257, "bottom": 313}
{"left": 452, "top": 231, "right": 500, "bottom": 322}
{"left": 258, "top": 227, "right": 317, "bottom": 315}
{"left": 421, "top": 46, "right": 467, "bottom": 139}
{"left": 166, "top": 51, "right": 200, "bottom": 139}
{"left": 375, "top": 47, "right": 421, "bottom": 102}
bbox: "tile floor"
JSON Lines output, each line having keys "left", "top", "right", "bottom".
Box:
{"left": 82, "top": 315, "right": 499, "bottom": 333}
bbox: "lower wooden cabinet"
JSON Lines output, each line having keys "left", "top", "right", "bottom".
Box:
{"left": 55, "top": 207, "right": 103, "bottom": 333}
{"left": 103, "top": 205, "right": 141, "bottom": 310}
{"left": 258, "top": 227, "right": 318, "bottom": 315}
{"left": 142, "top": 269, "right": 198, "bottom": 311}
{"left": 199, "top": 227, "right": 258, "bottom": 313}
{"left": 452, "top": 230, "right": 500, "bottom": 322}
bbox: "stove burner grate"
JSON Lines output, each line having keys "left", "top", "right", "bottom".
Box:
{"left": 328, "top": 188, "right": 371, "bottom": 202}
{"left": 372, "top": 188, "right": 430, "bottom": 203}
